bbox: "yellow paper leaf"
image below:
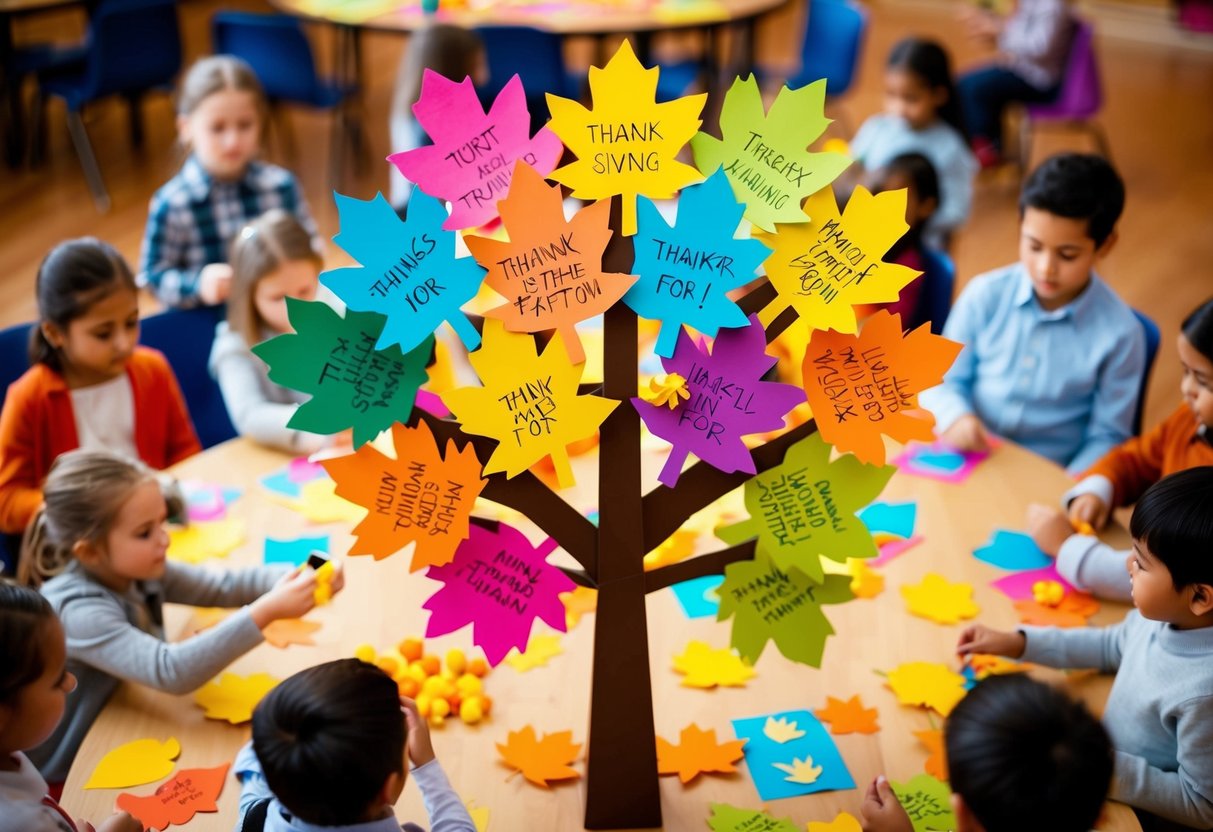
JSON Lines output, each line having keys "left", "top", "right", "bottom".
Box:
{"left": 672, "top": 640, "right": 756, "bottom": 688}
{"left": 168, "top": 519, "right": 245, "bottom": 564}
{"left": 807, "top": 812, "right": 862, "bottom": 832}
{"left": 194, "top": 672, "right": 279, "bottom": 724}
{"left": 772, "top": 755, "right": 822, "bottom": 784}
{"left": 848, "top": 559, "right": 885, "bottom": 599}
{"left": 561, "top": 585, "right": 598, "bottom": 629}
{"left": 901, "top": 573, "right": 980, "bottom": 625}
{"left": 763, "top": 716, "right": 806, "bottom": 744}
{"left": 466, "top": 801, "right": 490, "bottom": 832}
{"left": 85, "top": 737, "right": 180, "bottom": 789}
{"left": 642, "top": 529, "right": 697, "bottom": 571}
{"left": 283, "top": 478, "right": 365, "bottom": 524}
{"left": 886, "top": 662, "right": 967, "bottom": 717}
{"left": 505, "top": 634, "right": 564, "bottom": 671}
{"left": 261, "top": 618, "right": 322, "bottom": 649}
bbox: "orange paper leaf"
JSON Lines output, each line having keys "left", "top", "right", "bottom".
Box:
{"left": 814, "top": 695, "right": 880, "bottom": 735}
{"left": 1013, "top": 592, "right": 1100, "bottom": 628}
{"left": 561, "top": 585, "right": 598, "bottom": 629}
{"left": 261, "top": 617, "right": 322, "bottom": 649}
{"left": 115, "top": 763, "right": 229, "bottom": 831}
{"left": 496, "top": 726, "right": 582, "bottom": 787}
{"left": 913, "top": 728, "right": 948, "bottom": 780}
{"left": 656, "top": 723, "right": 747, "bottom": 783}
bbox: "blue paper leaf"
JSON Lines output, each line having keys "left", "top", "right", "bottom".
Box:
{"left": 972, "top": 530, "right": 1052, "bottom": 571}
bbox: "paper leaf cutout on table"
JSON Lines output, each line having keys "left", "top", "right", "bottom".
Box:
{"left": 561, "top": 585, "right": 598, "bottom": 629}
{"left": 763, "top": 715, "right": 806, "bottom": 744}
{"left": 707, "top": 803, "right": 801, "bottom": 832}
{"left": 671, "top": 640, "right": 756, "bottom": 688}
{"left": 656, "top": 724, "right": 747, "bottom": 783}
{"left": 670, "top": 574, "right": 724, "bottom": 619}
{"left": 465, "top": 163, "right": 637, "bottom": 365}
{"left": 892, "top": 440, "right": 993, "bottom": 484}
{"left": 914, "top": 728, "right": 948, "bottom": 780}
{"left": 859, "top": 501, "right": 917, "bottom": 539}
{"left": 690, "top": 76, "right": 849, "bottom": 232}
{"left": 757, "top": 186, "right": 921, "bottom": 334}
{"left": 890, "top": 773, "right": 957, "bottom": 832}
{"left": 1013, "top": 592, "right": 1100, "bottom": 628}
{"left": 262, "top": 618, "right": 323, "bottom": 649}
{"left": 990, "top": 564, "right": 1076, "bottom": 601}
{"left": 496, "top": 726, "right": 581, "bottom": 787}
{"left": 466, "top": 801, "right": 490, "bottom": 832}
{"left": 732, "top": 710, "right": 855, "bottom": 800}
{"left": 283, "top": 478, "right": 365, "bottom": 524}
{"left": 322, "top": 420, "right": 486, "bottom": 569}
{"left": 85, "top": 737, "right": 180, "bottom": 789}
{"left": 441, "top": 320, "right": 617, "bottom": 488}
{"left": 807, "top": 813, "right": 863, "bottom": 832}
{"left": 167, "top": 519, "right": 244, "bottom": 565}
{"left": 423, "top": 521, "right": 575, "bottom": 666}
{"left": 115, "top": 763, "right": 229, "bottom": 831}
{"left": 886, "top": 662, "right": 967, "bottom": 716}
{"left": 716, "top": 551, "right": 854, "bottom": 667}
{"left": 505, "top": 633, "right": 564, "bottom": 671}
{"left": 624, "top": 168, "right": 768, "bottom": 357}
{"left": 849, "top": 559, "right": 885, "bottom": 599}
{"left": 772, "top": 755, "right": 822, "bottom": 784}
{"left": 545, "top": 39, "right": 706, "bottom": 236}
{"left": 802, "top": 311, "right": 962, "bottom": 465}
{"left": 321, "top": 190, "right": 486, "bottom": 352}
{"left": 252, "top": 299, "right": 431, "bottom": 447}
{"left": 972, "top": 530, "right": 1053, "bottom": 571}
{"left": 634, "top": 315, "right": 804, "bottom": 486}
{"left": 814, "top": 695, "right": 880, "bottom": 735}
{"left": 717, "top": 432, "right": 895, "bottom": 582}
{"left": 193, "top": 672, "right": 279, "bottom": 724}
{"left": 901, "top": 573, "right": 980, "bottom": 625}
{"left": 389, "top": 72, "right": 563, "bottom": 230}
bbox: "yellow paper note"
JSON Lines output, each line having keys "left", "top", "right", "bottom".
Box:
{"left": 168, "top": 519, "right": 245, "bottom": 564}
{"left": 85, "top": 737, "right": 180, "bottom": 789}
{"left": 194, "top": 672, "right": 279, "bottom": 724}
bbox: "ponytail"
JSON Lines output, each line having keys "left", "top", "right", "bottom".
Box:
{"left": 16, "top": 508, "right": 69, "bottom": 589}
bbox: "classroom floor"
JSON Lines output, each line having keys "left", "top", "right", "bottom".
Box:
{"left": 1, "top": 0, "right": 1210, "bottom": 429}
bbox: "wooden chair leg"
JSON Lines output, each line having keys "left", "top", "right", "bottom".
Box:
{"left": 27, "top": 86, "right": 47, "bottom": 167}
{"left": 1018, "top": 113, "right": 1033, "bottom": 177}
{"left": 65, "top": 108, "right": 110, "bottom": 212}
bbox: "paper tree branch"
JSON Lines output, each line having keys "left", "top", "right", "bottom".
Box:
{"left": 645, "top": 539, "right": 757, "bottom": 593}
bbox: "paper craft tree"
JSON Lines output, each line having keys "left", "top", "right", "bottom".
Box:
{"left": 267, "top": 45, "right": 960, "bottom": 829}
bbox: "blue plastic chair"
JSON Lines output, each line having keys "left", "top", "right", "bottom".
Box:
{"left": 476, "top": 26, "right": 582, "bottom": 129}
{"left": 32, "top": 0, "right": 182, "bottom": 211}
{"left": 1131, "top": 308, "right": 1161, "bottom": 437}
{"left": 782, "top": 0, "right": 868, "bottom": 97}
{"left": 908, "top": 248, "right": 955, "bottom": 336}
{"left": 0, "top": 322, "right": 33, "bottom": 573}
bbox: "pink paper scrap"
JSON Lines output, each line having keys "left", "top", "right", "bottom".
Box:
{"left": 892, "top": 442, "right": 992, "bottom": 484}
{"left": 869, "top": 534, "right": 925, "bottom": 568}
{"left": 990, "top": 565, "right": 1077, "bottom": 601}
{"left": 287, "top": 457, "right": 327, "bottom": 484}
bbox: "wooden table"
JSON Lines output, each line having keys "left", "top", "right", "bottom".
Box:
{"left": 61, "top": 436, "right": 1142, "bottom": 831}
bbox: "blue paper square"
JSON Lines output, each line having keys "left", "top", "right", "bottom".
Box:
{"left": 913, "top": 448, "right": 966, "bottom": 473}
{"left": 858, "top": 501, "right": 917, "bottom": 539}
{"left": 260, "top": 470, "right": 302, "bottom": 498}
{"left": 732, "top": 710, "right": 855, "bottom": 800}
{"left": 265, "top": 535, "right": 330, "bottom": 565}
{"left": 972, "top": 530, "right": 1052, "bottom": 571}
{"left": 670, "top": 575, "right": 724, "bottom": 619}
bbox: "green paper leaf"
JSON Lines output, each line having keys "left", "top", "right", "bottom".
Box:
{"left": 707, "top": 802, "right": 801, "bottom": 832}
{"left": 891, "top": 773, "right": 957, "bottom": 832}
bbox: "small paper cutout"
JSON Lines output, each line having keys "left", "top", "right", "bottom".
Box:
{"left": 669, "top": 574, "right": 723, "bottom": 619}
{"left": 638, "top": 373, "right": 690, "bottom": 409}
{"left": 115, "top": 763, "right": 230, "bottom": 831}
{"left": 181, "top": 482, "right": 241, "bottom": 523}
{"left": 85, "top": 737, "right": 180, "bottom": 789}
{"left": 732, "top": 710, "right": 855, "bottom": 800}
{"left": 885, "top": 662, "right": 967, "bottom": 716}
{"left": 763, "top": 716, "right": 806, "bottom": 744}
{"left": 772, "top": 755, "right": 822, "bottom": 784}
{"left": 814, "top": 695, "right": 879, "bottom": 735}
{"left": 264, "top": 534, "right": 330, "bottom": 566}
{"left": 807, "top": 813, "right": 863, "bottom": 832}
{"left": 913, "top": 728, "right": 948, "bottom": 780}
{"left": 707, "top": 804, "right": 800, "bottom": 832}
{"left": 656, "top": 724, "right": 747, "bottom": 784}
{"left": 467, "top": 801, "right": 490, "bottom": 832}
{"left": 990, "top": 565, "right": 1076, "bottom": 601}
{"left": 504, "top": 633, "right": 564, "bottom": 671}
{"left": 849, "top": 559, "right": 885, "bottom": 599}
{"left": 561, "top": 585, "right": 598, "bottom": 629}
{"left": 901, "top": 573, "right": 980, "bottom": 625}
{"left": 193, "top": 672, "right": 279, "bottom": 724}
{"left": 890, "top": 773, "right": 957, "bottom": 832}
{"left": 167, "top": 519, "right": 244, "bottom": 564}
{"left": 496, "top": 726, "right": 581, "bottom": 787}
{"left": 972, "top": 530, "right": 1053, "bottom": 571}
{"left": 870, "top": 534, "right": 925, "bottom": 568}
{"left": 892, "top": 441, "right": 993, "bottom": 484}
{"left": 672, "top": 640, "right": 756, "bottom": 688}
{"left": 282, "top": 478, "right": 365, "bottom": 524}
{"left": 262, "top": 617, "right": 322, "bottom": 649}
{"left": 858, "top": 501, "right": 917, "bottom": 539}
{"left": 1013, "top": 593, "right": 1100, "bottom": 628}
{"left": 642, "top": 528, "right": 698, "bottom": 571}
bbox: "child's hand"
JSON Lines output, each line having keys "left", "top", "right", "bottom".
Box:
{"left": 941, "top": 414, "right": 991, "bottom": 453}
{"left": 250, "top": 566, "right": 318, "bottom": 628}
{"left": 95, "top": 812, "right": 142, "bottom": 832}
{"left": 326, "top": 558, "right": 346, "bottom": 597}
{"left": 400, "top": 696, "right": 436, "bottom": 769}
{"left": 1068, "top": 493, "right": 1110, "bottom": 532}
{"left": 860, "top": 775, "right": 914, "bottom": 832}
{"left": 1026, "top": 503, "right": 1073, "bottom": 557}
{"left": 198, "top": 263, "right": 233, "bottom": 305}
{"left": 958, "top": 624, "right": 1026, "bottom": 659}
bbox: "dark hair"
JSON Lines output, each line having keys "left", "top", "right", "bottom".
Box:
{"left": 393, "top": 23, "right": 484, "bottom": 118}
{"left": 31, "top": 238, "right": 137, "bottom": 371}
{"left": 0, "top": 580, "right": 55, "bottom": 705}
{"left": 887, "top": 37, "right": 966, "bottom": 140}
{"left": 1129, "top": 467, "right": 1213, "bottom": 590}
{"left": 870, "top": 152, "right": 940, "bottom": 210}
{"left": 1019, "top": 153, "right": 1125, "bottom": 247}
{"left": 227, "top": 209, "right": 321, "bottom": 346}
{"left": 252, "top": 659, "right": 405, "bottom": 825}
{"left": 1181, "top": 297, "right": 1213, "bottom": 364}
{"left": 946, "top": 675, "right": 1112, "bottom": 832}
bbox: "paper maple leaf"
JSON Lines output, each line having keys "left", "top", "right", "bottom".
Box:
{"left": 1013, "top": 593, "right": 1100, "bottom": 627}
{"left": 561, "top": 585, "right": 598, "bottom": 629}
{"left": 656, "top": 724, "right": 747, "bottom": 784}
{"left": 389, "top": 72, "right": 564, "bottom": 230}
{"left": 802, "top": 310, "right": 962, "bottom": 465}
{"left": 891, "top": 773, "right": 957, "bottom": 832}
{"left": 814, "top": 695, "right": 880, "bottom": 735}
{"left": 546, "top": 39, "right": 706, "bottom": 236}
{"left": 708, "top": 804, "right": 801, "bottom": 832}
{"left": 716, "top": 552, "right": 854, "bottom": 668}
{"left": 757, "top": 185, "right": 921, "bottom": 334}
{"left": 671, "top": 640, "right": 756, "bottom": 688}
{"left": 464, "top": 163, "right": 636, "bottom": 365}
{"left": 85, "top": 737, "right": 180, "bottom": 789}
{"left": 808, "top": 813, "right": 863, "bottom": 832}
{"left": 886, "top": 662, "right": 967, "bottom": 717}
{"left": 717, "top": 433, "right": 895, "bottom": 583}
{"left": 901, "top": 573, "right": 980, "bottom": 625}
{"left": 849, "top": 559, "right": 885, "bottom": 599}
{"left": 322, "top": 420, "right": 486, "bottom": 570}
{"left": 115, "top": 764, "right": 230, "bottom": 831}
{"left": 441, "top": 320, "right": 617, "bottom": 489}
{"left": 423, "top": 521, "right": 575, "bottom": 666}
{"left": 167, "top": 519, "right": 244, "bottom": 565}
{"left": 252, "top": 299, "right": 432, "bottom": 448}
{"left": 773, "top": 755, "right": 823, "bottom": 784}
{"left": 763, "top": 716, "right": 806, "bottom": 744}
{"left": 634, "top": 315, "right": 804, "bottom": 487}
{"left": 624, "top": 168, "right": 769, "bottom": 358}
{"left": 262, "top": 618, "right": 322, "bottom": 649}
{"left": 193, "top": 672, "right": 279, "bottom": 724}
{"left": 691, "top": 76, "right": 850, "bottom": 232}
{"left": 913, "top": 728, "right": 948, "bottom": 780}
{"left": 504, "top": 633, "right": 564, "bottom": 671}
{"left": 322, "top": 190, "right": 486, "bottom": 353}
{"left": 496, "top": 726, "right": 581, "bottom": 787}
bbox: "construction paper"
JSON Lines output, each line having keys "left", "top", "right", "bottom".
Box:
{"left": 262, "top": 618, "right": 322, "bottom": 649}
{"left": 858, "top": 501, "right": 917, "bottom": 540}
{"left": 641, "top": 528, "right": 698, "bottom": 571}
{"left": 1014, "top": 593, "right": 1100, "bottom": 627}
{"left": 814, "top": 695, "right": 879, "bottom": 735}
{"left": 892, "top": 441, "right": 993, "bottom": 484}
{"left": 496, "top": 726, "right": 581, "bottom": 787}
{"left": 671, "top": 640, "right": 755, "bottom": 688}
{"left": 901, "top": 573, "right": 980, "bottom": 625}
{"left": 656, "top": 724, "right": 747, "bottom": 783}
{"left": 972, "top": 530, "right": 1053, "bottom": 571}
{"left": 283, "top": 478, "right": 365, "bottom": 524}
{"left": 848, "top": 558, "right": 885, "bottom": 599}
{"left": 167, "top": 519, "right": 244, "bottom": 564}
{"left": 890, "top": 773, "right": 957, "bottom": 832}
{"left": 288, "top": 458, "right": 325, "bottom": 482}
{"left": 84, "top": 737, "right": 180, "bottom": 789}
{"left": 441, "top": 320, "right": 617, "bottom": 489}
{"left": 193, "top": 672, "right": 279, "bottom": 724}
{"left": 115, "top": 763, "right": 229, "bottom": 832}
{"left": 717, "top": 432, "right": 895, "bottom": 582}
{"left": 732, "top": 710, "right": 855, "bottom": 800}
{"left": 716, "top": 550, "right": 855, "bottom": 667}
{"left": 260, "top": 469, "right": 303, "bottom": 499}
{"left": 990, "top": 564, "right": 1076, "bottom": 601}
{"left": 423, "top": 521, "right": 575, "bottom": 666}
{"left": 560, "top": 585, "right": 597, "bottom": 629}
{"left": 670, "top": 574, "right": 724, "bottom": 619}
{"left": 322, "top": 420, "right": 486, "bottom": 570}
{"left": 465, "top": 163, "right": 637, "bottom": 364}
{"left": 546, "top": 39, "right": 706, "bottom": 236}
{"left": 253, "top": 299, "right": 432, "bottom": 447}
{"left": 322, "top": 190, "right": 486, "bottom": 353}
{"left": 390, "top": 73, "right": 563, "bottom": 231}
{"left": 808, "top": 814, "right": 863, "bottom": 832}
{"left": 181, "top": 482, "right": 241, "bottom": 523}
{"left": 707, "top": 804, "right": 800, "bottom": 832}
{"left": 504, "top": 633, "right": 563, "bottom": 671}
{"left": 635, "top": 316, "right": 803, "bottom": 485}
{"left": 870, "top": 534, "right": 925, "bottom": 568}
{"left": 690, "top": 76, "right": 849, "bottom": 232}
{"left": 885, "top": 662, "right": 967, "bottom": 716}
{"left": 264, "top": 534, "right": 330, "bottom": 565}
{"left": 625, "top": 169, "right": 770, "bottom": 357}
{"left": 914, "top": 728, "right": 948, "bottom": 780}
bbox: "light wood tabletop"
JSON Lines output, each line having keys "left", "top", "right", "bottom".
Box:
{"left": 60, "top": 435, "right": 1142, "bottom": 831}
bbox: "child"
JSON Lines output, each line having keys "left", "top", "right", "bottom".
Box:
{"left": 235, "top": 658, "right": 476, "bottom": 831}
{"left": 19, "top": 450, "right": 343, "bottom": 784}
{"left": 0, "top": 239, "right": 200, "bottom": 535}
{"left": 958, "top": 467, "right": 1213, "bottom": 829}
{"left": 139, "top": 56, "right": 321, "bottom": 309}
{"left": 863, "top": 152, "right": 940, "bottom": 328}
{"left": 860, "top": 674, "right": 1113, "bottom": 832}
{"left": 0, "top": 581, "right": 141, "bottom": 832}
{"left": 1027, "top": 296, "right": 1213, "bottom": 601}
{"left": 850, "top": 38, "right": 977, "bottom": 249}
{"left": 919, "top": 153, "right": 1145, "bottom": 475}
{"left": 209, "top": 210, "right": 330, "bottom": 454}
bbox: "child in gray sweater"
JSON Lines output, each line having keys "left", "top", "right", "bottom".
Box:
{"left": 959, "top": 467, "right": 1213, "bottom": 830}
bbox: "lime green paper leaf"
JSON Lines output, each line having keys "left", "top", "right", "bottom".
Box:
{"left": 891, "top": 773, "right": 957, "bottom": 832}
{"left": 707, "top": 803, "right": 801, "bottom": 832}
{"left": 690, "top": 76, "right": 850, "bottom": 232}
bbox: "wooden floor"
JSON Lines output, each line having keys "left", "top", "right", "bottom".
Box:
{"left": 2, "top": 0, "right": 1211, "bottom": 429}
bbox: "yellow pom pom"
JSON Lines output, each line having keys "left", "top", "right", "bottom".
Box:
{"left": 456, "top": 673, "right": 483, "bottom": 695}
{"left": 460, "top": 698, "right": 484, "bottom": 724}
{"left": 1032, "top": 580, "right": 1066, "bottom": 607}
{"left": 430, "top": 698, "right": 451, "bottom": 719}
{"left": 354, "top": 643, "right": 377, "bottom": 664}
{"left": 415, "top": 694, "right": 432, "bottom": 718}
{"left": 446, "top": 648, "right": 467, "bottom": 676}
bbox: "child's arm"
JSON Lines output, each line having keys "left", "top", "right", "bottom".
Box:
{"left": 958, "top": 617, "right": 1129, "bottom": 672}
{"left": 401, "top": 698, "right": 477, "bottom": 832}
{"left": 159, "top": 560, "right": 290, "bottom": 608}
{"left": 1112, "top": 695, "right": 1213, "bottom": 829}
{"left": 1054, "top": 536, "right": 1132, "bottom": 602}
{"left": 1070, "top": 408, "right": 1178, "bottom": 514}
{"left": 1066, "top": 323, "right": 1147, "bottom": 475}
{"left": 138, "top": 198, "right": 209, "bottom": 309}
{"left": 232, "top": 741, "right": 277, "bottom": 825}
